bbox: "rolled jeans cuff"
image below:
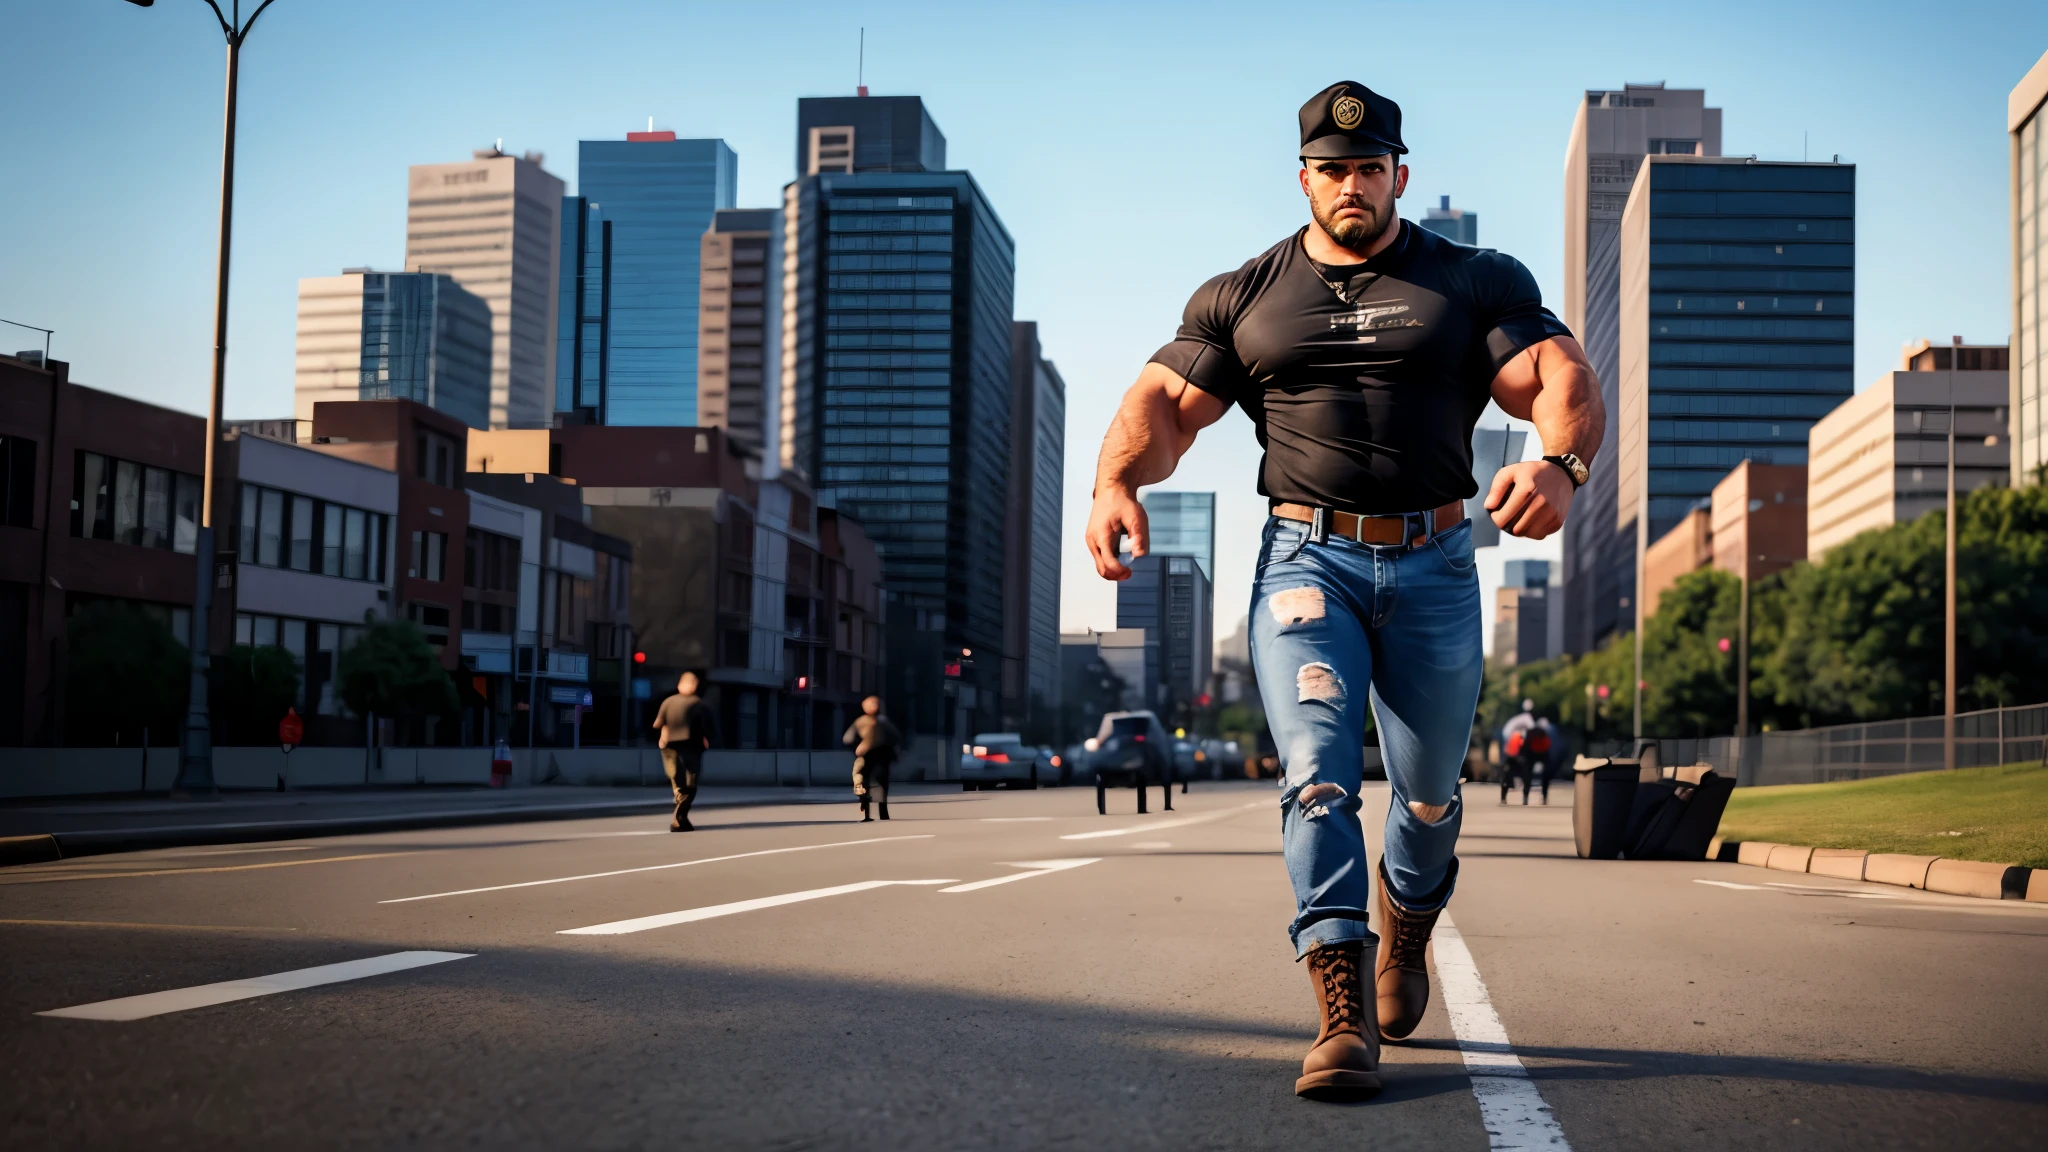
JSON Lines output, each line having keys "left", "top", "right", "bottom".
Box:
{"left": 1292, "top": 916, "right": 1378, "bottom": 961}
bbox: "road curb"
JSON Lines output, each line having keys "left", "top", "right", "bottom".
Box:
{"left": 0, "top": 833, "right": 63, "bottom": 866}
{"left": 1712, "top": 839, "right": 2041, "bottom": 902}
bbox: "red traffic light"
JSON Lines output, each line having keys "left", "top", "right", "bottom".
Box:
{"left": 943, "top": 662, "right": 961, "bottom": 678}
{"left": 1196, "top": 693, "right": 1212, "bottom": 707}
{"left": 795, "top": 676, "right": 809, "bottom": 690}
{"left": 1596, "top": 684, "right": 1610, "bottom": 699}
{"left": 1717, "top": 637, "right": 1731, "bottom": 653}
{"left": 632, "top": 651, "right": 646, "bottom": 664}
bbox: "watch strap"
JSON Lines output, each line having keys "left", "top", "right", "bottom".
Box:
{"left": 1543, "top": 454, "right": 1586, "bottom": 489}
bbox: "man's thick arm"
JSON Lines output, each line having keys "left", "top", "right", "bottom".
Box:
{"left": 1483, "top": 335, "right": 1605, "bottom": 541}
{"left": 1086, "top": 362, "right": 1230, "bottom": 580}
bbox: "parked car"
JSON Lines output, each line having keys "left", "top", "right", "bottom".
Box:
{"left": 1195, "top": 738, "right": 1245, "bottom": 779}
{"left": 1085, "top": 711, "right": 1175, "bottom": 814}
{"left": 959, "top": 733, "right": 1046, "bottom": 789}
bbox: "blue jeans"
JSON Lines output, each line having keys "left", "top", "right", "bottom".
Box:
{"left": 1249, "top": 515, "right": 1484, "bottom": 958}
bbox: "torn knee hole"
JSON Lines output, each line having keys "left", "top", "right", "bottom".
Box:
{"left": 1296, "top": 781, "right": 1347, "bottom": 820}
{"left": 1295, "top": 662, "right": 1342, "bottom": 704}
{"left": 1268, "top": 586, "right": 1326, "bottom": 626}
{"left": 1408, "top": 800, "right": 1452, "bottom": 825}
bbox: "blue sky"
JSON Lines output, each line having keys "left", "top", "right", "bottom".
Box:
{"left": 4, "top": 0, "right": 2044, "bottom": 644}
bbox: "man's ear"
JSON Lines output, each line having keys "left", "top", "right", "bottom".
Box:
{"left": 1298, "top": 165, "right": 1313, "bottom": 198}
{"left": 1394, "top": 163, "right": 1410, "bottom": 198}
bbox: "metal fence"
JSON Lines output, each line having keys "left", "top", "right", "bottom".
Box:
{"left": 1591, "top": 702, "right": 2048, "bottom": 787}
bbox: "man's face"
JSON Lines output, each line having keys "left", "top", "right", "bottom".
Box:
{"left": 679, "top": 673, "right": 699, "bottom": 696}
{"left": 1299, "top": 155, "right": 1407, "bottom": 251}
{"left": 862, "top": 696, "right": 880, "bottom": 716}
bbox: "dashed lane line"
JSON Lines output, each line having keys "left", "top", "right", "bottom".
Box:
{"left": 36, "top": 951, "right": 473, "bottom": 1021}
{"left": 1058, "top": 800, "right": 1267, "bottom": 841}
{"left": 0, "top": 851, "right": 421, "bottom": 886}
{"left": 559, "top": 880, "right": 956, "bottom": 935}
{"left": 1433, "top": 911, "right": 1572, "bottom": 1150}
{"left": 379, "top": 834, "right": 935, "bottom": 904}
{"left": 938, "top": 858, "right": 1101, "bottom": 893}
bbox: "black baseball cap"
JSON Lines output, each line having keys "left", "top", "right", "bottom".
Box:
{"left": 1299, "top": 81, "right": 1407, "bottom": 159}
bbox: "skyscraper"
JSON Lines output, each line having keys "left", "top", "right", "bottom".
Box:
{"left": 1417, "top": 195, "right": 1477, "bottom": 245}
{"left": 1116, "top": 553, "right": 1213, "bottom": 719}
{"left": 1560, "top": 83, "right": 1722, "bottom": 652}
{"left": 783, "top": 95, "right": 1014, "bottom": 740}
{"left": 576, "top": 130, "right": 738, "bottom": 426}
{"left": 1616, "top": 156, "right": 1855, "bottom": 639}
{"left": 1139, "top": 491, "right": 1215, "bottom": 581}
{"left": 1003, "top": 321, "right": 1065, "bottom": 736}
{"left": 555, "top": 196, "right": 610, "bottom": 424}
{"left": 294, "top": 271, "right": 493, "bottom": 430}
{"left": 2013, "top": 49, "right": 2048, "bottom": 487}
{"left": 698, "top": 208, "right": 783, "bottom": 455}
{"left": 404, "top": 148, "right": 563, "bottom": 429}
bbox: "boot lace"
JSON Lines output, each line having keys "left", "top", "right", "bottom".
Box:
{"left": 1384, "top": 905, "right": 1437, "bottom": 971}
{"left": 1311, "top": 947, "right": 1364, "bottom": 1030}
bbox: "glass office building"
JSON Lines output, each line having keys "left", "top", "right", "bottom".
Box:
{"left": 1139, "top": 491, "right": 1215, "bottom": 581}
{"left": 1616, "top": 158, "right": 1855, "bottom": 562}
{"left": 555, "top": 196, "right": 611, "bottom": 423}
{"left": 357, "top": 272, "right": 492, "bottom": 430}
{"left": 1416, "top": 196, "right": 1478, "bottom": 246}
{"left": 786, "top": 167, "right": 1015, "bottom": 736}
{"left": 575, "top": 134, "right": 736, "bottom": 425}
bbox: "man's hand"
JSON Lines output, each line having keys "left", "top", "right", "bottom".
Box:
{"left": 1486, "top": 459, "right": 1575, "bottom": 540}
{"left": 1086, "top": 486, "right": 1149, "bottom": 581}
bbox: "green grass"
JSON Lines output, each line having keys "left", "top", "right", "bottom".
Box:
{"left": 1718, "top": 763, "right": 2048, "bottom": 869}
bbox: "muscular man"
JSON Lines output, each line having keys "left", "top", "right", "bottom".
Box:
{"left": 1085, "top": 81, "right": 1603, "bottom": 1102}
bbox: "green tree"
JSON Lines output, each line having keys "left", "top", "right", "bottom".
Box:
{"left": 212, "top": 645, "right": 302, "bottom": 746}
{"left": 1757, "top": 481, "right": 2048, "bottom": 725}
{"left": 335, "top": 619, "right": 456, "bottom": 724}
{"left": 64, "top": 601, "right": 188, "bottom": 746}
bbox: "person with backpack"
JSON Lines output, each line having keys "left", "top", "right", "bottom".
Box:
{"left": 1500, "top": 700, "right": 1550, "bottom": 805}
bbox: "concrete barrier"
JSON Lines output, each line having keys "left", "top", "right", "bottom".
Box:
{"left": 1808, "top": 848, "right": 1868, "bottom": 881}
{"left": 1765, "top": 844, "right": 1814, "bottom": 873}
{"left": 1736, "top": 841, "right": 1779, "bottom": 867}
{"left": 1864, "top": 853, "right": 1938, "bottom": 889}
{"left": 2029, "top": 870, "right": 2048, "bottom": 903}
{"left": 1923, "top": 858, "right": 2019, "bottom": 900}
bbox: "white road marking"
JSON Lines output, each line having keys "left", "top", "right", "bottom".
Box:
{"left": 939, "top": 858, "right": 1101, "bottom": 893}
{"left": 1697, "top": 878, "right": 1898, "bottom": 900}
{"left": 379, "top": 834, "right": 934, "bottom": 903}
{"left": 1128, "top": 841, "right": 1173, "bottom": 849}
{"left": 1433, "top": 912, "right": 1572, "bottom": 1150}
{"left": 37, "top": 951, "right": 473, "bottom": 1022}
{"left": 1693, "top": 879, "right": 1769, "bottom": 890}
{"left": 1059, "top": 800, "right": 1265, "bottom": 840}
{"left": 559, "top": 880, "right": 956, "bottom": 935}
{"left": 980, "top": 817, "right": 1055, "bottom": 822}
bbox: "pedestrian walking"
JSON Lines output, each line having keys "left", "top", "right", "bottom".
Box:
{"left": 651, "top": 672, "right": 716, "bottom": 832}
{"left": 1085, "top": 80, "right": 1603, "bottom": 1102}
{"left": 1500, "top": 699, "right": 1547, "bottom": 806}
{"left": 842, "top": 695, "right": 901, "bottom": 822}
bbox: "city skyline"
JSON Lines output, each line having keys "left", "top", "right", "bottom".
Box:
{"left": 4, "top": 0, "right": 2044, "bottom": 647}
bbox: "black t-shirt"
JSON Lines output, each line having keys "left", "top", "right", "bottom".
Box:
{"left": 1150, "top": 221, "right": 1571, "bottom": 515}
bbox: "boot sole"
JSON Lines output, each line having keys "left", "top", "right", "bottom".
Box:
{"left": 1294, "top": 1069, "right": 1382, "bottom": 1101}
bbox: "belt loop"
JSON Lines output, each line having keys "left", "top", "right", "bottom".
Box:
{"left": 1310, "top": 506, "right": 1329, "bottom": 546}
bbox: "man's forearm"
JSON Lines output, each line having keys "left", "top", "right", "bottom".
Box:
{"left": 1093, "top": 382, "right": 1192, "bottom": 497}
{"left": 1530, "top": 350, "right": 1604, "bottom": 464}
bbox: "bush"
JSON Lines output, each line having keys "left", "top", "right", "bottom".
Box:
{"left": 335, "top": 618, "right": 456, "bottom": 722}
{"left": 65, "top": 601, "right": 188, "bottom": 746}
{"left": 212, "top": 644, "right": 302, "bottom": 746}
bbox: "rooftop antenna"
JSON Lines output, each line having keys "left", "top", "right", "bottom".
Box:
{"left": 495, "top": 137, "right": 503, "bottom": 154}
{"left": 858, "top": 27, "right": 867, "bottom": 96}
{"left": 647, "top": 116, "right": 654, "bottom": 132}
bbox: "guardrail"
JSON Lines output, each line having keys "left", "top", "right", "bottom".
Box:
{"left": 1593, "top": 701, "right": 2048, "bottom": 786}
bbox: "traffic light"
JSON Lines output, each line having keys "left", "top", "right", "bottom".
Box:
{"left": 632, "top": 651, "right": 646, "bottom": 664}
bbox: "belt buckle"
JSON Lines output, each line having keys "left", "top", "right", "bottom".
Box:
{"left": 1405, "top": 510, "right": 1431, "bottom": 548}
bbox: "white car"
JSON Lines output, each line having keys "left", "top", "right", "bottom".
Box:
{"left": 959, "top": 732, "right": 1046, "bottom": 790}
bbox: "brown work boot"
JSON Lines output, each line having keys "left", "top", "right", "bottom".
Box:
{"left": 1295, "top": 941, "right": 1381, "bottom": 1101}
{"left": 1374, "top": 857, "right": 1456, "bottom": 1042}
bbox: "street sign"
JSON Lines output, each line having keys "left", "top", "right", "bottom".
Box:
{"left": 580, "top": 691, "right": 594, "bottom": 708}
{"left": 278, "top": 707, "right": 302, "bottom": 750}
{"left": 548, "top": 686, "right": 583, "bottom": 705}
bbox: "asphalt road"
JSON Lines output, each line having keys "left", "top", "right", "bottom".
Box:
{"left": 2, "top": 778, "right": 2043, "bottom": 1150}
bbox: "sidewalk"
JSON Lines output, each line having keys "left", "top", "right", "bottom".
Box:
{"left": 0, "top": 784, "right": 862, "bottom": 864}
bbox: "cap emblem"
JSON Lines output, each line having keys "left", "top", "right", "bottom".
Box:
{"left": 1331, "top": 95, "right": 1365, "bottom": 131}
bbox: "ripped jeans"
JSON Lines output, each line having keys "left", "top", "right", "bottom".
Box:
{"left": 1250, "top": 515, "right": 1484, "bottom": 958}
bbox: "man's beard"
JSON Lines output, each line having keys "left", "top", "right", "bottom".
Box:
{"left": 1312, "top": 188, "right": 1395, "bottom": 252}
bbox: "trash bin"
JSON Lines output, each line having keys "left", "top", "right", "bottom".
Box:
{"left": 1572, "top": 756, "right": 1640, "bottom": 859}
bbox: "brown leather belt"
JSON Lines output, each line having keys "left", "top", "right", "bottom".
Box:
{"left": 1272, "top": 500, "right": 1467, "bottom": 547}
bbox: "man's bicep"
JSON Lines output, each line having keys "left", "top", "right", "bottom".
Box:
{"left": 1151, "top": 362, "right": 1232, "bottom": 435}
{"left": 1488, "top": 335, "right": 1587, "bottom": 419}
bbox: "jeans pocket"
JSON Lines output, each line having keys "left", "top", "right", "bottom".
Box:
{"left": 1432, "top": 520, "right": 1477, "bottom": 573}
{"left": 1258, "top": 520, "right": 1309, "bottom": 573}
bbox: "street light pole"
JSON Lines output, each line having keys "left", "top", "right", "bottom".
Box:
{"left": 127, "top": 0, "right": 282, "bottom": 795}
{"left": 1945, "top": 336, "right": 1960, "bottom": 772}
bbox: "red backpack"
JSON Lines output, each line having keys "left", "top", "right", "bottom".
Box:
{"left": 1526, "top": 727, "right": 1551, "bottom": 755}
